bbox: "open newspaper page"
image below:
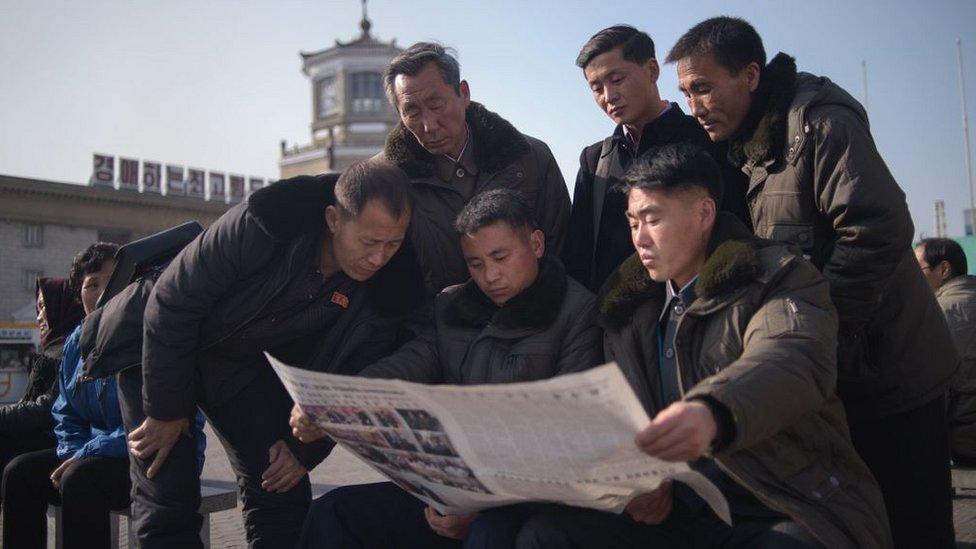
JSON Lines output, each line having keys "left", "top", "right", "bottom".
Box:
{"left": 269, "top": 356, "right": 729, "bottom": 523}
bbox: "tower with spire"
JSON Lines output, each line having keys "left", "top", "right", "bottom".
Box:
{"left": 279, "top": 1, "right": 402, "bottom": 178}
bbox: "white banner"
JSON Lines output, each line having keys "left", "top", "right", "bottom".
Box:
{"left": 165, "top": 165, "right": 185, "bottom": 196}
{"left": 89, "top": 154, "right": 115, "bottom": 188}
{"left": 118, "top": 158, "right": 140, "bottom": 191}
{"left": 142, "top": 161, "right": 162, "bottom": 194}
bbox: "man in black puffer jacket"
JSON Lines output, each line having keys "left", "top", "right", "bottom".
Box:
{"left": 125, "top": 159, "right": 426, "bottom": 549}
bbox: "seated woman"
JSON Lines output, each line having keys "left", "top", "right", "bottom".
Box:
{"left": 0, "top": 270, "right": 89, "bottom": 481}
{"left": 1, "top": 243, "right": 126, "bottom": 548}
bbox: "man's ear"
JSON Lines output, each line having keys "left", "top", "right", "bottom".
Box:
{"left": 530, "top": 229, "right": 545, "bottom": 259}
{"left": 645, "top": 58, "right": 660, "bottom": 83}
{"left": 941, "top": 260, "right": 954, "bottom": 283}
{"left": 459, "top": 80, "right": 471, "bottom": 108}
{"left": 744, "top": 61, "right": 761, "bottom": 93}
{"left": 700, "top": 196, "right": 717, "bottom": 228}
{"left": 325, "top": 205, "right": 340, "bottom": 233}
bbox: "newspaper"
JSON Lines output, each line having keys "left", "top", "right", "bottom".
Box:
{"left": 268, "top": 356, "right": 730, "bottom": 523}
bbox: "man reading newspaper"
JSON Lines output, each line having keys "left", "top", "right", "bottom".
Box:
{"left": 290, "top": 188, "right": 604, "bottom": 548}
{"left": 507, "top": 144, "right": 892, "bottom": 548}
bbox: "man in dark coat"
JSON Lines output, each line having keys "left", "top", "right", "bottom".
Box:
{"left": 514, "top": 144, "right": 889, "bottom": 549}
{"left": 290, "top": 189, "right": 603, "bottom": 549}
{"left": 380, "top": 42, "right": 571, "bottom": 294}
{"left": 562, "top": 25, "right": 719, "bottom": 292}
{"left": 667, "top": 16, "right": 957, "bottom": 547}
{"left": 916, "top": 238, "right": 976, "bottom": 466}
{"left": 125, "top": 160, "right": 426, "bottom": 549}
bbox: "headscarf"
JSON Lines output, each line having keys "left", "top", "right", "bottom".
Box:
{"left": 36, "top": 277, "right": 84, "bottom": 349}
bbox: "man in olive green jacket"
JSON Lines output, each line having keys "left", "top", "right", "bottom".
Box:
{"left": 917, "top": 238, "right": 976, "bottom": 464}
{"left": 514, "top": 144, "right": 890, "bottom": 549}
{"left": 668, "top": 17, "right": 957, "bottom": 547}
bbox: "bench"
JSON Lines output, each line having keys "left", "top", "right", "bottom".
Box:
{"left": 47, "top": 483, "right": 238, "bottom": 549}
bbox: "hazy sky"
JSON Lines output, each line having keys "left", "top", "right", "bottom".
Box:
{"left": 2, "top": 0, "right": 975, "bottom": 236}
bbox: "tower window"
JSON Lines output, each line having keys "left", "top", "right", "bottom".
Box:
{"left": 351, "top": 72, "right": 384, "bottom": 114}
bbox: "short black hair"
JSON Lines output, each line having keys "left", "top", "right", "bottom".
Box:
{"left": 576, "top": 25, "right": 655, "bottom": 70}
{"left": 616, "top": 143, "right": 723, "bottom": 205}
{"left": 454, "top": 189, "right": 537, "bottom": 236}
{"left": 69, "top": 242, "right": 120, "bottom": 291}
{"left": 384, "top": 42, "right": 461, "bottom": 108}
{"left": 918, "top": 238, "right": 968, "bottom": 279}
{"left": 335, "top": 158, "right": 412, "bottom": 220}
{"left": 665, "top": 16, "right": 766, "bottom": 75}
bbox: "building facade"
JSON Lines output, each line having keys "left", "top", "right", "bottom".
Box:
{"left": 279, "top": 8, "right": 402, "bottom": 178}
{"left": 0, "top": 174, "right": 230, "bottom": 321}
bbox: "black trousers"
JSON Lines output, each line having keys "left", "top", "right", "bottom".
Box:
{"left": 1, "top": 447, "right": 130, "bottom": 549}
{"left": 848, "top": 394, "right": 955, "bottom": 549}
{"left": 118, "top": 365, "right": 311, "bottom": 549}
{"left": 0, "top": 428, "right": 55, "bottom": 503}
{"left": 298, "top": 482, "right": 821, "bottom": 549}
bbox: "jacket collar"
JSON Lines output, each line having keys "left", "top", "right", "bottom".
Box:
{"left": 245, "top": 173, "right": 424, "bottom": 315}
{"left": 384, "top": 102, "right": 530, "bottom": 179}
{"left": 728, "top": 53, "right": 798, "bottom": 168}
{"left": 937, "top": 275, "right": 976, "bottom": 298}
{"left": 610, "top": 102, "right": 689, "bottom": 158}
{"left": 443, "top": 257, "right": 567, "bottom": 331}
{"left": 597, "top": 213, "right": 764, "bottom": 329}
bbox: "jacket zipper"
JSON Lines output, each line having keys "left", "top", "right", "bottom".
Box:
{"left": 785, "top": 298, "right": 799, "bottom": 332}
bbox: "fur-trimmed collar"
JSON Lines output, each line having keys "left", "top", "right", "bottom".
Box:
{"left": 247, "top": 173, "right": 339, "bottom": 241}
{"left": 442, "top": 258, "right": 567, "bottom": 331}
{"left": 383, "top": 102, "right": 530, "bottom": 178}
{"left": 728, "top": 53, "right": 798, "bottom": 168}
{"left": 597, "top": 213, "right": 764, "bottom": 329}
{"left": 246, "top": 173, "right": 424, "bottom": 314}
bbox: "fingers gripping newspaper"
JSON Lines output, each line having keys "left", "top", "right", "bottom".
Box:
{"left": 269, "top": 356, "right": 730, "bottom": 524}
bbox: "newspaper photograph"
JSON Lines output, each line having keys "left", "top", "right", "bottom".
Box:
{"left": 268, "top": 355, "right": 730, "bottom": 523}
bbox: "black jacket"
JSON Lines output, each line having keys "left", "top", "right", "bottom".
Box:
{"left": 0, "top": 338, "right": 65, "bottom": 434}
{"left": 142, "top": 174, "right": 426, "bottom": 422}
{"left": 381, "top": 102, "right": 571, "bottom": 294}
{"left": 563, "top": 103, "right": 717, "bottom": 292}
{"left": 362, "top": 259, "right": 603, "bottom": 384}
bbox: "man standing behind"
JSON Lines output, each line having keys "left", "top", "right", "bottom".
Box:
{"left": 381, "top": 42, "right": 571, "bottom": 293}
{"left": 668, "top": 17, "right": 957, "bottom": 547}
{"left": 916, "top": 238, "right": 976, "bottom": 466}
{"left": 563, "top": 25, "right": 719, "bottom": 292}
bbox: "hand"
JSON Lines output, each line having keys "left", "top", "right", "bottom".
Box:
{"left": 290, "top": 404, "right": 327, "bottom": 443}
{"left": 635, "top": 401, "right": 717, "bottom": 462}
{"left": 50, "top": 457, "right": 78, "bottom": 491}
{"left": 261, "top": 440, "right": 307, "bottom": 493}
{"left": 128, "top": 416, "right": 190, "bottom": 479}
{"left": 625, "top": 480, "right": 673, "bottom": 524}
{"left": 424, "top": 506, "right": 477, "bottom": 539}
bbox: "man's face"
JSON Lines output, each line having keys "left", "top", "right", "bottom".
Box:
{"left": 36, "top": 291, "right": 49, "bottom": 342}
{"left": 626, "top": 187, "right": 714, "bottom": 286}
{"left": 460, "top": 222, "right": 544, "bottom": 306}
{"left": 326, "top": 200, "right": 411, "bottom": 282}
{"left": 584, "top": 47, "right": 661, "bottom": 128}
{"left": 677, "top": 53, "right": 759, "bottom": 141}
{"left": 81, "top": 259, "right": 116, "bottom": 315}
{"left": 915, "top": 245, "right": 950, "bottom": 290}
{"left": 393, "top": 62, "right": 470, "bottom": 157}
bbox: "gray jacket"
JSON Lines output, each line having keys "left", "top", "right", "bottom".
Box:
{"left": 936, "top": 275, "right": 976, "bottom": 457}
{"left": 362, "top": 259, "right": 602, "bottom": 384}
{"left": 729, "top": 53, "right": 957, "bottom": 421}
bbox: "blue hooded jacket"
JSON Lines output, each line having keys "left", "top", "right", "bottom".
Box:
{"left": 52, "top": 324, "right": 206, "bottom": 469}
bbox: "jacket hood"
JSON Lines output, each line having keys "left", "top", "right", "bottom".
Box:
{"left": 245, "top": 172, "right": 424, "bottom": 315}
{"left": 729, "top": 52, "right": 869, "bottom": 168}
{"left": 383, "top": 102, "right": 530, "bottom": 178}
{"left": 597, "top": 213, "right": 768, "bottom": 329}
{"left": 442, "top": 257, "right": 567, "bottom": 331}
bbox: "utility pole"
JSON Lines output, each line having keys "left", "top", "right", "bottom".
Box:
{"left": 935, "top": 200, "right": 948, "bottom": 238}
{"left": 959, "top": 39, "right": 975, "bottom": 217}
{"left": 861, "top": 60, "right": 869, "bottom": 112}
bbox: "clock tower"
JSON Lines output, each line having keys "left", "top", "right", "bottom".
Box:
{"left": 279, "top": 1, "right": 402, "bottom": 178}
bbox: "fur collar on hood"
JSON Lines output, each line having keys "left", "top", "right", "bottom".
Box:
{"left": 246, "top": 173, "right": 425, "bottom": 314}
{"left": 728, "top": 53, "right": 798, "bottom": 168}
{"left": 442, "top": 257, "right": 567, "bottom": 331}
{"left": 383, "top": 102, "right": 530, "bottom": 178}
{"left": 597, "top": 213, "right": 765, "bottom": 329}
